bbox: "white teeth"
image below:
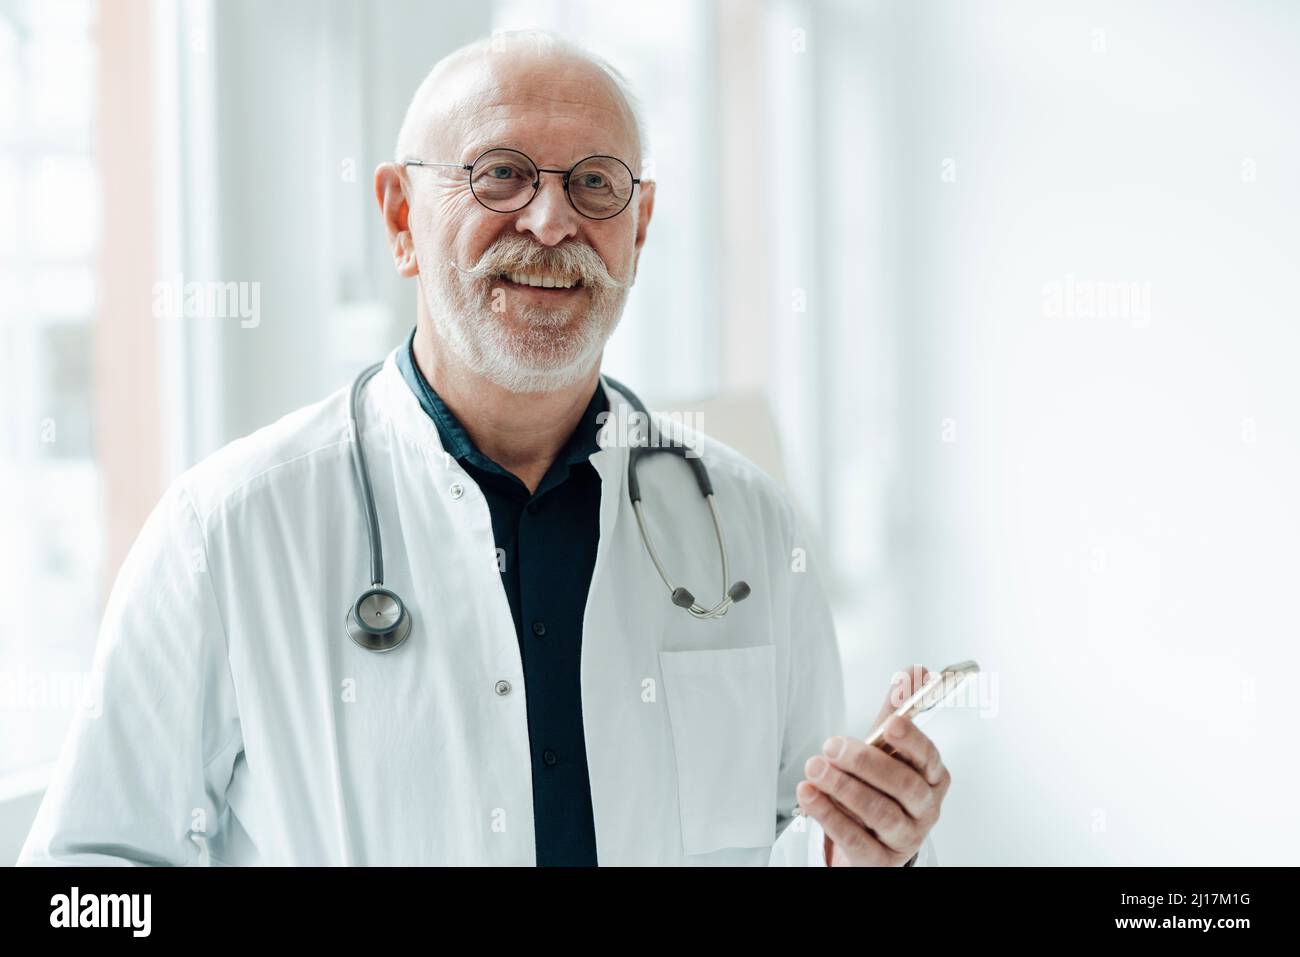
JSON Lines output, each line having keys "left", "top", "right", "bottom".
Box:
{"left": 504, "top": 271, "right": 577, "bottom": 289}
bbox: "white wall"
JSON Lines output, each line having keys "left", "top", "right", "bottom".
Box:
{"left": 879, "top": 0, "right": 1300, "bottom": 864}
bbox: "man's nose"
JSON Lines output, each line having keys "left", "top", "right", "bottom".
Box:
{"left": 513, "top": 173, "right": 580, "bottom": 246}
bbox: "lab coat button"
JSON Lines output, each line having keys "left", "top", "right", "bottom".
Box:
{"left": 449, "top": 482, "right": 465, "bottom": 500}
{"left": 494, "top": 679, "right": 512, "bottom": 696}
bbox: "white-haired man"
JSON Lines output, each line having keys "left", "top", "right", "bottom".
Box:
{"left": 20, "top": 31, "right": 947, "bottom": 867}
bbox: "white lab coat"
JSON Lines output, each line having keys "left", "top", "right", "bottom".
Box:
{"left": 19, "top": 348, "right": 937, "bottom": 867}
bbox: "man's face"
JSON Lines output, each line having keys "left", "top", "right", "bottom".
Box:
{"left": 401, "top": 55, "right": 653, "bottom": 393}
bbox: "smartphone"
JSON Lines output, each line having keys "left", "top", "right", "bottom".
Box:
{"left": 864, "top": 660, "right": 979, "bottom": 756}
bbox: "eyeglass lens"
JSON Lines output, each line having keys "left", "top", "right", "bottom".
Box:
{"left": 469, "top": 148, "right": 635, "bottom": 219}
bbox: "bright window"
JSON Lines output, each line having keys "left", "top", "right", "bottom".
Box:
{"left": 0, "top": 0, "right": 101, "bottom": 777}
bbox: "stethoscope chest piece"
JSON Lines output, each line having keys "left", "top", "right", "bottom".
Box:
{"left": 346, "top": 362, "right": 414, "bottom": 652}
{"left": 346, "top": 586, "right": 412, "bottom": 652}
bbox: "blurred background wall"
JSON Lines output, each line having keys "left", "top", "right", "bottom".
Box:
{"left": 2, "top": 0, "right": 1298, "bottom": 864}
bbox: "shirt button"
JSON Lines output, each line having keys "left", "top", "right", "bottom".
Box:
{"left": 531, "top": 619, "right": 546, "bottom": 637}
{"left": 449, "top": 482, "right": 465, "bottom": 500}
{"left": 542, "top": 749, "right": 558, "bottom": 767}
{"left": 526, "top": 501, "right": 540, "bottom": 515}
{"left": 494, "top": 680, "right": 511, "bottom": 696}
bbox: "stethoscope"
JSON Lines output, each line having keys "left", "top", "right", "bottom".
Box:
{"left": 345, "top": 362, "right": 752, "bottom": 652}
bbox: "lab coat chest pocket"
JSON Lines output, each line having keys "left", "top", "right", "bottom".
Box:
{"left": 659, "top": 645, "right": 779, "bottom": 856}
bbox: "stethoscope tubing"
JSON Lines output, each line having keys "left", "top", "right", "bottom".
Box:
{"left": 349, "top": 362, "right": 387, "bottom": 587}
{"left": 346, "top": 363, "right": 751, "bottom": 651}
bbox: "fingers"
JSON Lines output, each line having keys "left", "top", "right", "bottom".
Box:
{"left": 825, "top": 727, "right": 946, "bottom": 817}
{"left": 800, "top": 662, "right": 955, "bottom": 867}
{"left": 795, "top": 780, "right": 897, "bottom": 866}
{"left": 804, "top": 753, "right": 920, "bottom": 854}
{"left": 875, "top": 714, "right": 949, "bottom": 788}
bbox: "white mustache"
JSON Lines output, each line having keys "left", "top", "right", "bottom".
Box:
{"left": 452, "top": 238, "right": 632, "bottom": 290}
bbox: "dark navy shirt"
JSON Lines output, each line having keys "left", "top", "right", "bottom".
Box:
{"left": 396, "top": 329, "right": 605, "bottom": 867}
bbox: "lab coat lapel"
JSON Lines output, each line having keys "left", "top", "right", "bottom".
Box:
{"left": 368, "top": 349, "right": 538, "bottom": 863}
{"left": 581, "top": 380, "right": 684, "bottom": 863}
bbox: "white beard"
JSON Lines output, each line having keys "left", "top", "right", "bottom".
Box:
{"left": 422, "top": 249, "right": 631, "bottom": 394}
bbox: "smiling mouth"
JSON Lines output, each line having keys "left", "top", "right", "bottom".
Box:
{"left": 498, "top": 271, "right": 585, "bottom": 292}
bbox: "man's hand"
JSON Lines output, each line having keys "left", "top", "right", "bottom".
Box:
{"left": 795, "top": 664, "right": 951, "bottom": 867}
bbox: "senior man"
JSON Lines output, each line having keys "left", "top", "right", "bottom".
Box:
{"left": 20, "top": 31, "right": 947, "bottom": 867}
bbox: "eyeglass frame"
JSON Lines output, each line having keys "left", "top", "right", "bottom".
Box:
{"left": 401, "top": 147, "right": 642, "bottom": 221}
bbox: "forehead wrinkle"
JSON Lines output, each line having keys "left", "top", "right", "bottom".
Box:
{"left": 478, "top": 59, "right": 633, "bottom": 146}
{"left": 457, "top": 101, "right": 635, "bottom": 167}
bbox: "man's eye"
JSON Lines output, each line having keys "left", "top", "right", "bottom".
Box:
{"left": 490, "top": 166, "right": 516, "bottom": 179}
{"left": 580, "top": 173, "right": 606, "bottom": 188}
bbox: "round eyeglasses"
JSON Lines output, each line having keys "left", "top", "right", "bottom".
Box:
{"left": 403, "top": 147, "right": 641, "bottom": 221}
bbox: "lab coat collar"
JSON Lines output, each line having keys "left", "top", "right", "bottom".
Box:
{"left": 367, "top": 343, "right": 631, "bottom": 513}
{"left": 393, "top": 329, "right": 608, "bottom": 486}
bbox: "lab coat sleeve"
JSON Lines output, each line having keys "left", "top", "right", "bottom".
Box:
{"left": 766, "top": 504, "right": 845, "bottom": 867}
{"left": 17, "top": 481, "right": 242, "bottom": 866}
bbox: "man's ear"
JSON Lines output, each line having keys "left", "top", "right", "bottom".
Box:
{"left": 629, "top": 178, "right": 655, "bottom": 283}
{"left": 375, "top": 162, "right": 419, "bottom": 278}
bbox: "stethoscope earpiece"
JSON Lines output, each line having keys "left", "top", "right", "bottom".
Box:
{"left": 606, "top": 374, "right": 753, "bottom": 621}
